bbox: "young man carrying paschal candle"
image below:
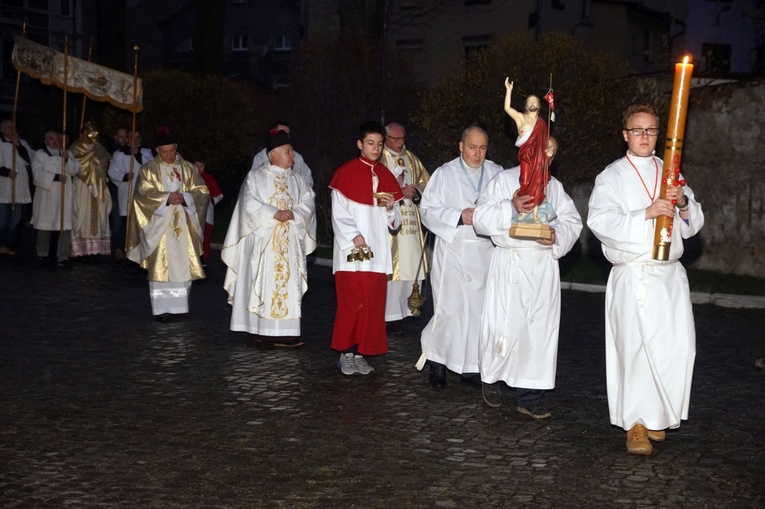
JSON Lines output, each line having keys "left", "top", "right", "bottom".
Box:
{"left": 587, "top": 102, "right": 704, "bottom": 455}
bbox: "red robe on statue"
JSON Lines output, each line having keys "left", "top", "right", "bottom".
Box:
{"left": 517, "top": 117, "right": 550, "bottom": 207}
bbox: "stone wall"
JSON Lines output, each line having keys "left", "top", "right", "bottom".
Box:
{"left": 569, "top": 80, "right": 765, "bottom": 277}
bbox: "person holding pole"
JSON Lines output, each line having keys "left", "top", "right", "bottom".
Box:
{"left": 0, "top": 119, "right": 34, "bottom": 256}
{"left": 587, "top": 101, "right": 704, "bottom": 455}
{"left": 31, "top": 130, "right": 81, "bottom": 267}
{"left": 108, "top": 130, "right": 151, "bottom": 261}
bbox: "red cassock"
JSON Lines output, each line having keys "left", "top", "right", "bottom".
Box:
{"left": 329, "top": 156, "right": 403, "bottom": 355}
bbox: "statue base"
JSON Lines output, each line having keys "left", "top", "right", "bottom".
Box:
{"left": 509, "top": 222, "right": 552, "bottom": 240}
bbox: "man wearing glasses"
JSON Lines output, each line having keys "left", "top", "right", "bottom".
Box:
{"left": 587, "top": 102, "right": 704, "bottom": 455}
{"left": 380, "top": 122, "right": 430, "bottom": 322}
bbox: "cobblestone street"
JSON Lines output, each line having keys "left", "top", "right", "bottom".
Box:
{"left": 1, "top": 251, "right": 764, "bottom": 508}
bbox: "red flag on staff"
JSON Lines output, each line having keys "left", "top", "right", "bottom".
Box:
{"left": 544, "top": 90, "right": 555, "bottom": 122}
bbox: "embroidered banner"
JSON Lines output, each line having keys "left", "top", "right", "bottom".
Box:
{"left": 11, "top": 37, "right": 143, "bottom": 112}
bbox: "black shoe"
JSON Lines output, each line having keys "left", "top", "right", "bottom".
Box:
{"left": 429, "top": 363, "right": 446, "bottom": 389}
{"left": 460, "top": 373, "right": 482, "bottom": 388}
{"left": 56, "top": 259, "right": 73, "bottom": 269}
{"left": 516, "top": 405, "right": 552, "bottom": 420}
{"left": 155, "top": 313, "right": 172, "bottom": 323}
{"left": 482, "top": 382, "right": 502, "bottom": 408}
{"left": 271, "top": 337, "right": 305, "bottom": 348}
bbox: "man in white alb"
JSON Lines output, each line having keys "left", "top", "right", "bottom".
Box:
{"left": 418, "top": 124, "right": 503, "bottom": 389}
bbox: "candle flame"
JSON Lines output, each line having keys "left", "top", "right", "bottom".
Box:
{"left": 683, "top": 56, "right": 690, "bottom": 64}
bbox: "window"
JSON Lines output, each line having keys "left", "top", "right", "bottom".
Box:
{"left": 232, "top": 35, "right": 248, "bottom": 51}
{"left": 463, "top": 35, "right": 490, "bottom": 66}
{"left": 702, "top": 42, "right": 731, "bottom": 74}
{"left": 273, "top": 34, "right": 291, "bottom": 51}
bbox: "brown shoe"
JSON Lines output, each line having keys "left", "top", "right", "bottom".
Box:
{"left": 626, "top": 424, "right": 653, "bottom": 455}
{"left": 647, "top": 429, "right": 666, "bottom": 441}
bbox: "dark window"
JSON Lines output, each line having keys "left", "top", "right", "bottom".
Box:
{"left": 463, "top": 35, "right": 490, "bottom": 66}
{"left": 702, "top": 42, "right": 731, "bottom": 74}
{"left": 232, "top": 35, "right": 248, "bottom": 51}
{"left": 27, "top": 12, "right": 49, "bottom": 28}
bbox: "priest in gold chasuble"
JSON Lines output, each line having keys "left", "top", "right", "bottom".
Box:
{"left": 380, "top": 122, "right": 430, "bottom": 322}
{"left": 70, "top": 122, "right": 113, "bottom": 257}
{"left": 126, "top": 130, "right": 208, "bottom": 319}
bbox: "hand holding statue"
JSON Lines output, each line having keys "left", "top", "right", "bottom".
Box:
{"left": 512, "top": 189, "right": 534, "bottom": 214}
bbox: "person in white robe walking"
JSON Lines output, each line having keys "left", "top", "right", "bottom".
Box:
{"left": 31, "top": 130, "right": 81, "bottom": 267}
{"left": 587, "top": 102, "right": 704, "bottom": 455}
{"left": 222, "top": 129, "right": 316, "bottom": 347}
{"left": 473, "top": 137, "right": 582, "bottom": 418}
{"left": 108, "top": 131, "right": 152, "bottom": 261}
{"left": 418, "top": 124, "right": 503, "bottom": 389}
{"left": 0, "top": 119, "right": 34, "bottom": 256}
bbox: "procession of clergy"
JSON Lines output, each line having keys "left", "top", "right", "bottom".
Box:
{"left": 0, "top": 81, "right": 703, "bottom": 456}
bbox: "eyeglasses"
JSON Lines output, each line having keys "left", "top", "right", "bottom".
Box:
{"left": 386, "top": 136, "right": 405, "bottom": 141}
{"left": 625, "top": 127, "right": 659, "bottom": 136}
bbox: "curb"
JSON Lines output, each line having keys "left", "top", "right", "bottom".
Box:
{"left": 213, "top": 245, "right": 765, "bottom": 310}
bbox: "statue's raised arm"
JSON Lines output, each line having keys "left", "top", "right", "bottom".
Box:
{"left": 504, "top": 78, "right": 540, "bottom": 137}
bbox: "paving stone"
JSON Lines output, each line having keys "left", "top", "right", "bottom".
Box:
{"left": 1, "top": 247, "right": 764, "bottom": 508}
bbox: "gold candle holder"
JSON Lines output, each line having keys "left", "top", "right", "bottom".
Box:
{"left": 653, "top": 56, "right": 694, "bottom": 261}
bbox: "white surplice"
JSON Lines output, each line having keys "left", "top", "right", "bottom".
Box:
{"left": 473, "top": 168, "right": 582, "bottom": 388}
{"left": 108, "top": 148, "right": 153, "bottom": 216}
{"left": 31, "top": 148, "right": 81, "bottom": 231}
{"left": 331, "top": 193, "right": 401, "bottom": 276}
{"left": 418, "top": 156, "right": 503, "bottom": 374}
{"left": 0, "top": 137, "right": 34, "bottom": 204}
{"left": 222, "top": 163, "right": 316, "bottom": 336}
{"left": 587, "top": 152, "right": 704, "bottom": 431}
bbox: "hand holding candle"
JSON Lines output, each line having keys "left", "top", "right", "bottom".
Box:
{"left": 653, "top": 56, "right": 693, "bottom": 261}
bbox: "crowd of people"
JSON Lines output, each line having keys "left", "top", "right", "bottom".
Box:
{"left": 0, "top": 91, "right": 704, "bottom": 456}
